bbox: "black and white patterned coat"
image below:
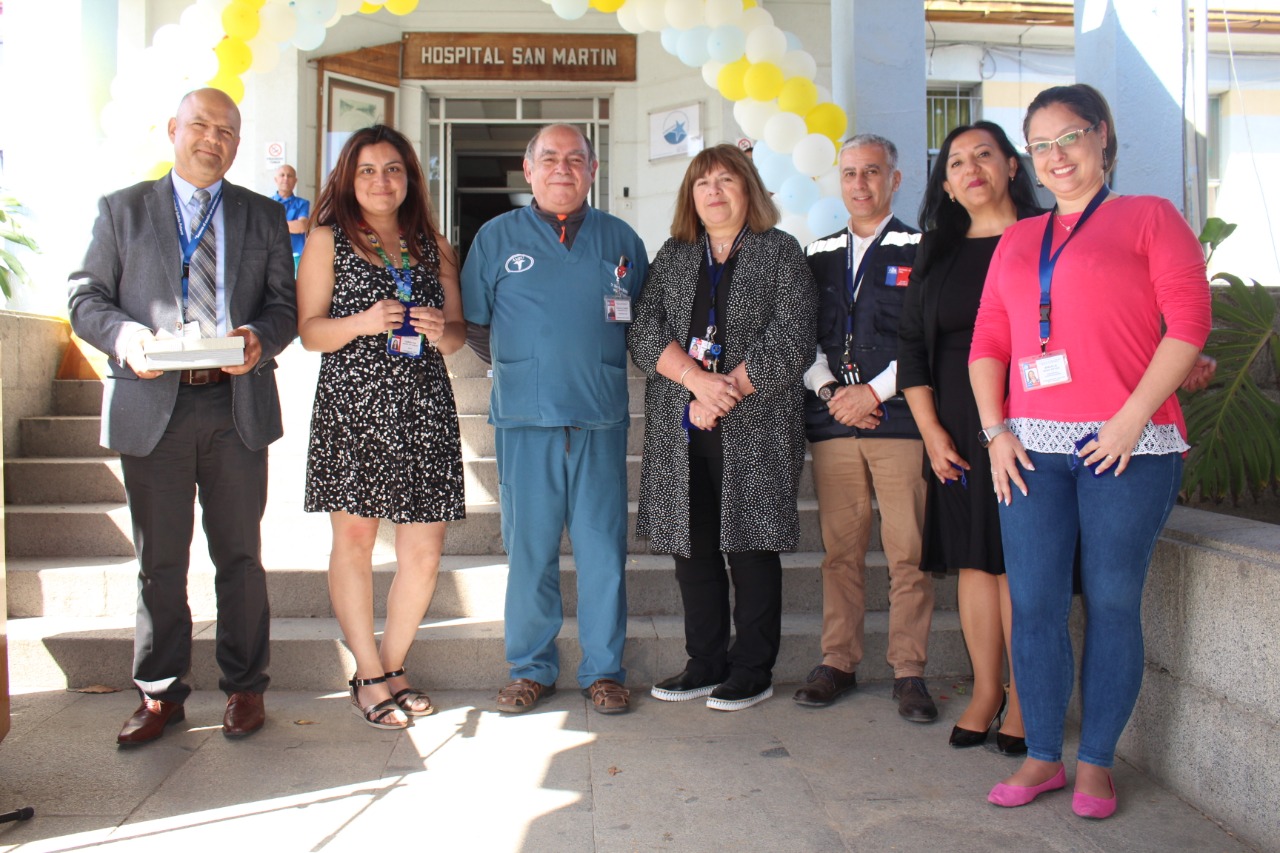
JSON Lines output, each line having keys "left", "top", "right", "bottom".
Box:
{"left": 627, "top": 227, "right": 817, "bottom": 557}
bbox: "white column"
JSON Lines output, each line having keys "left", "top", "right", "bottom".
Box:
{"left": 1074, "top": 0, "right": 1187, "bottom": 209}
{"left": 832, "top": 0, "right": 927, "bottom": 221}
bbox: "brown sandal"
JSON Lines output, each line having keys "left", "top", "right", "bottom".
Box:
{"left": 496, "top": 678, "right": 556, "bottom": 714}
{"left": 583, "top": 679, "right": 631, "bottom": 714}
{"left": 384, "top": 668, "right": 435, "bottom": 717}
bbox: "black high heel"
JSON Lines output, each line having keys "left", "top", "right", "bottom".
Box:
{"left": 948, "top": 691, "right": 1007, "bottom": 748}
{"left": 996, "top": 731, "right": 1027, "bottom": 755}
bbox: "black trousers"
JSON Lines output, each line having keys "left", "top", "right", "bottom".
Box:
{"left": 673, "top": 452, "right": 782, "bottom": 687}
{"left": 119, "top": 382, "right": 271, "bottom": 703}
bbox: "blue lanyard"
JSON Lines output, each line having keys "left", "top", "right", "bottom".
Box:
{"left": 172, "top": 187, "right": 223, "bottom": 321}
{"left": 1037, "top": 185, "right": 1109, "bottom": 352}
{"left": 363, "top": 226, "right": 414, "bottom": 300}
{"left": 702, "top": 226, "right": 748, "bottom": 341}
{"left": 844, "top": 229, "right": 883, "bottom": 344}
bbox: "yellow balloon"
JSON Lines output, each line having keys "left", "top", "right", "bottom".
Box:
{"left": 806, "top": 102, "right": 848, "bottom": 142}
{"left": 743, "top": 62, "right": 784, "bottom": 102}
{"left": 384, "top": 0, "right": 418, "bottom": 13}
{"left": 777, "top": 77, "right": 818, "bottom": 115}
{"left": 215, "top": 37, "right": 253, "bottom": 77}
{"left": 145, "top": 160, "right": 174, "bottom": 181}
{"left": 209, "top": 70, "right": 246, "bottom": 104}
{"left": 360, "top": 2, "right": 385, "bottom": 11}
{"left": 716, "top": 57, "right": 751, "bottom": 102}
{"left": 246, "top": 0, "right": 267, "bottom": 8}
{"left": 590, "top": 0, "right": 626, "bottom": 10}
{"left": 743, "top": 0, "right": 757, "bottom": 7}
{"left": 221, "top": 1, "right": 260, "bottom": 41}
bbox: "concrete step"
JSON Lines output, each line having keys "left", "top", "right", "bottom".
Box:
{"left": 53, "top": 379, "right": 104, "bottom": 416}
{"left": 4, "top": 498, "right": 845, "bottom": 558}
{"left": 3, "top": 457, "right": 125, "bottom": 504}
{"left": 4, "top": 610, "right": 968, "bottom": 693}
{"left": 18, "top": 415, "right": 111, "bottom": 458}
{"left": 6, "top": 552, "right": 958, "bottom": 620}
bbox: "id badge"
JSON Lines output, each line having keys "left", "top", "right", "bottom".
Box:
{"left": 1018, "top": 349, "right": 1071, "bottom": 391}
{"left": 687, "top": 336, "right": 720, "bottom": 369}
{"left": 604, "top": 296, "right": 632, "bottom": 323}
{"left": 181, "top": 321, "right": 202, "bottom": 339}
{"left": 387, "top": 301, "right": 424, "bottom": 358}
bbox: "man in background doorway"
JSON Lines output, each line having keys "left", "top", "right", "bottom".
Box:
{"left": 271, "top": 164, "right": 310, "bottom": 272}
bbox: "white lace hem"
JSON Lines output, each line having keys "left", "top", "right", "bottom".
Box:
{"left": 1008, "top": 418, "right": 1189, "bottom": 455}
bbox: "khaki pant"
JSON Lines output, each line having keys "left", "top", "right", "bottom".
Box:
{"left": 810, "top": 436, "right": 932, "bottom": 677}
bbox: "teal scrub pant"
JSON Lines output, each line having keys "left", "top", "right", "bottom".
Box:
{"left": 495, "top": 425, "right": 628, "bottom": 688}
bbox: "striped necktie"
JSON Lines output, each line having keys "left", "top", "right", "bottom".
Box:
{"left": 188, "top": 189, "right": 218, "bottom": 338}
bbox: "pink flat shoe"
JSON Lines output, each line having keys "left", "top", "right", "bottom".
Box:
{"left": 987, "top": 766, "right": 1067, "bottom": 807}
{"left": 1072, "top": 775, "right": 1117, "bottom": 819}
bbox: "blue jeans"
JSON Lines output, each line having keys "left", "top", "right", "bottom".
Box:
{"left": 999, "top": 450, "right": 1181, "bottom": 767}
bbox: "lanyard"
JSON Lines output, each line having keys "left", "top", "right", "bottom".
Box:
{"left": 363, "top": 225, "right": 414, "bottom": 299}
{"left": 702, "top": 226, "right": 748, "bottom": 344}
{"left": 844, "top": 228, "right": 884, "bottom": 345}
{"left": 1036, "top": 185, "right": 1109, "bottom": 352}
{"left": 172, "top": 187, "right": 223, "bottom": 320}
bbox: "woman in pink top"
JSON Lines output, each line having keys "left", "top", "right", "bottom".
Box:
{"left": 969, "top": 84, "right": 1210, "bottom": 819}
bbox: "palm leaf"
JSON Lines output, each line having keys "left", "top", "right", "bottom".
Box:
{"left": 1179, "top": 276, "right": 1280, "bottom": 502}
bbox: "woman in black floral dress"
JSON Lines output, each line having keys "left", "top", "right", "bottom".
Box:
{"left": 298, "top": 125, "right": 465, "bottom": 730}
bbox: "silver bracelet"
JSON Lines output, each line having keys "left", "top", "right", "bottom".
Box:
{"left": 678, "top": 365, "right": 695, "bottom": 387}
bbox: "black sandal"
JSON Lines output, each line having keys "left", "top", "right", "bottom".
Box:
{"left": 349, "top": 674, "right": 408, "bottom": 730}
{"left": 384, "top": 668, "right": 435, "bottom": 717}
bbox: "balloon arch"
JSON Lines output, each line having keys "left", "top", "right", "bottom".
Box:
{"left": 105, "top": 0, "right": 846, "bottom": 244}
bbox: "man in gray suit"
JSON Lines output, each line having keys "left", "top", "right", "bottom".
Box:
{"left": 69, "top": 88, "right": 296, "bottom": 745}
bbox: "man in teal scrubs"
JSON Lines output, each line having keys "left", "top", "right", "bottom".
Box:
{"left": 462, "top": 124, "right": 648, "bottom": 715}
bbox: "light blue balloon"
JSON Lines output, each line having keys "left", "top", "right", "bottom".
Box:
{"left": 677, "top": 26, "right": 711, "bottom": 67}
{"left": 778, "top": 174, "right": 821, "bottom": 215}
{"left": 783, "top": 30, "right": 803, "bottom": 52}
{"left": 807, "top": 195, "right": 849, "bottom": 238}
{"left": 660, "top": 27, "right": 681, "bottom": 56}
{"left": 751, "top": 140, "right": 800, "bottom": 192}
{"left": 706, "top": 24, "right": 746, "bottom": 63}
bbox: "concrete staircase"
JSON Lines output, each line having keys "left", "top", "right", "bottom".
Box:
{"left": 3, "top": 343, "right": 963, "bottom": 693}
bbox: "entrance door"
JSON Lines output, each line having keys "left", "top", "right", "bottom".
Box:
{"left": 422, "top": 95, "right": 610, "bottom": 263}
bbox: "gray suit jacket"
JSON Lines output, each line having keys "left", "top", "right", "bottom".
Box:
{"left": 68, "top": 174, "right": 297, "bottom": 457}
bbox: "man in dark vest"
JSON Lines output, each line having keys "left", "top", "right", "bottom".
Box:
{"left": 793, "top": 134, "right": 935, "bottom": 722}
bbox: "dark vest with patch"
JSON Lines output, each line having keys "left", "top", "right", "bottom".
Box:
{"left": 804, "top": 217, "right": 922, "bottom": 442}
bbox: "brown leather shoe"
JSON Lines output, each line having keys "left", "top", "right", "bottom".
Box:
{"left": 793, "top": 664, "right": 857, "bottom": 707}
{"left": 117, "top": 698, "right": 185, "bottom": 746}
{"left": 496, "top": 678, "right": 556, "bottom": 714}
{"left": 223, "top": 691, "right": 266, "bottom": 738}
{"left": 583, "top": 678, "right": 631, "bottom": 714}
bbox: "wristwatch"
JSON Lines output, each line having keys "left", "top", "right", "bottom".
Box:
{"left": 817, "top": 382, "right": 838, "bottom": 401}
{"left": 978, "top": 423, "right": 1011, "bottom": 448}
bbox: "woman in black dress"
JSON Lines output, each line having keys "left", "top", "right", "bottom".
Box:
{"left": 298, "top": 125, "right": 466, "bottom": 730}
{"left": 898, "top": 121, "right": 1040, "bottom": 751}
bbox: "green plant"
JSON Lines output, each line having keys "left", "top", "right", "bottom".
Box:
{"left": 1180, "top": 218, "right": 1280, "bottom": 503}
{"left": 0, "top": 191, "right": 41, "bottom": 299}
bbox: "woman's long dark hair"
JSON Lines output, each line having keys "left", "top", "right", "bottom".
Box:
{"left": 312, "top": 124, "right": 441, "bottom": 263}
{"left": 916, "top": 121, "right": 1041, "bottom": 274}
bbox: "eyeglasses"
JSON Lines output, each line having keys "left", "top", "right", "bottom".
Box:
{"left": 1024, "top": 125, "right": 1098, "bottom": 157}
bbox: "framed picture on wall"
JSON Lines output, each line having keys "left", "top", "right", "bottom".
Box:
{"left": 322, "top": 75, "right": 397, "bottom": 179}
{"left": 649, "top": 102, "right": 702, "bottom": 161}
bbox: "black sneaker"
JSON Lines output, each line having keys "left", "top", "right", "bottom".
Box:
{"left": 651, "top": 669, "right": 722, "bottom": 702}
{"left": 892, "top": 676, "right": 938, "bottom": 723}
{"left": 706, "top": 675, "right": 773, "bottom": 712}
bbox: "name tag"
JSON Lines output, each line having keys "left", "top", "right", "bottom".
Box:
{"left": 1018, "top": 350, "right": 1071, "bottom": 391}
{"left": 605, "top": 296, "right": 632, "bottom": 323}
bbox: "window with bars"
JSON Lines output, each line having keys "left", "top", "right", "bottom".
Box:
{"left": 926, "top": 86, "right": 981, "bottom": 176}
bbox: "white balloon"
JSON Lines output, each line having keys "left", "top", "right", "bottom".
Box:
{"left": 704, "top": 0, "right": 743, "bottom": 28}
{"left": 740, "top": 7, "right": 773, "bottom": 33}
{"left": 293, "top": 19, "right": 327, "bottom": 51}
{"left": 664, "top": 0, "right": 703, "bottom": 30}
{"left": 777, "top": 173, "right": 821, "bottom": 214}
{"left": 660, "top": 27, "right": 681, "bottom": 55}
{"left": 780, "top": 49, "right": 817, "bottom": 81}
{"left": 701, "top": 59, "right": 725, "bottom": 89}
{"left": 634, "top": 0, "right": 666, "bottom": 31}
{"left": 151, "top": 24, "right": 185, "bottom": 58}
{"left": 259, "top": 1, "right": 298, "bottom": 43}
{"left": 792, "top": 133, "right": 838, "bottom": 178}
{"left": 745, "top": 25, "right": 787, "bottom": 64}
{"left": 616, "top": 1, "right": 645, "bottom": 34}
{"left": 733, "top": 98, "right": 779, "bottom": 141}
{"left": 197, "top": 0, "right": 232, "bottom": 13}
{"left": 706, "top": 24, "right": 745, "bottom": 63}
{"left": 551, "top": 0, "right": 589, "bottom": 21}
{"left": 338, "top": 0, "right": 365, "bottom": 13}
{"left": 783, "top": 31, "right": 803, "bottom": 51}
{"left": 249, "top": 33, "right": 282, "bottom": 73}
{"left": 817, "top": 167, "right": 841, "bottom": 197}
{"left": 179, "top": 4, "right": 224, "bottom": 50}
{"left": 763, "top": 112, "right": 807, "bottom": 155}
{"left": 778, "top": 212, "right": 814, "bottom": 248}
{"left": 298, "top": 0, "right": 338, "bottom": 25}
{"left": 181, "top": 43, "right": 219, "bottom": 84}
{"left": 676, "top": 26, "right": 711, "bottom": 67}
{"left": 325, "top": 10, "right": 343, "bottom": 27}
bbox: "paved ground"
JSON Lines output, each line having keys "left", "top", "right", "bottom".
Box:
{"left": 0, "top": 680, "right": 1256, "bottom": 853}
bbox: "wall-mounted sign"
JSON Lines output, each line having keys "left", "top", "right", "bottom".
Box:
{"left": 403, "top": 32, "right": 636, "bottom": 82}
{"left": 649, "top": 103, "right": 702, "bottom": 161}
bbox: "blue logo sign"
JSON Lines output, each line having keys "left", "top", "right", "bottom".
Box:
{"left": 663, "top": 111, "right": 689, "bottom": 145}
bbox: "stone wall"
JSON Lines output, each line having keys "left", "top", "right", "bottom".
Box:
{"left": 0, "top": 311, "right": 69, "bottom": 460}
